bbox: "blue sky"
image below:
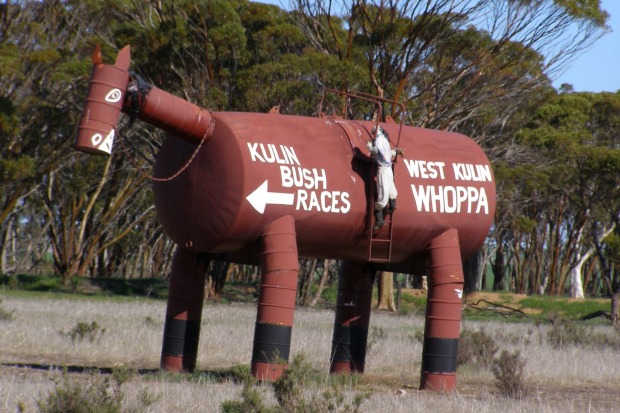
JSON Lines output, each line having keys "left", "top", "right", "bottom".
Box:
{"left": 553, "top": 0, "right": 620, "bottom": 93}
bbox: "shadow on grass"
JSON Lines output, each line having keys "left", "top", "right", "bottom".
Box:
{"left": 0, "top": 274, "right": 169, "bottom": 299}
{"left": 0, "top": 361, "right": 254, "bottom": 384}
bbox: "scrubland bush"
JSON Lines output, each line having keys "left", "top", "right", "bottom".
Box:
{"left": 34, "top": 369, "right": 158, "bottom": 413}
{"left": 60, "top": 321, "right": 106, "bottom": 344}
{"left": 457, "top": 327, "right": 499, "bottom": 369}
{"left": 546, "top": 314, "right": 620, "bottom": 349}
{"left": 0, "top": 298, "right": 15, "bottom": 321}
{"left": 365, "top": 325, "right": 388, "bottom": 353}
{"left": 222, "top": 354, "right": 369, "bottom": 413}
{"left": 491, "top": 349, "right": 530, "bottom": 399}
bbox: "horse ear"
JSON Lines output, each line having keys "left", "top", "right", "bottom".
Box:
{"left": 114, "top": 45, "right": 131, "bottom": 70}
{"left": 92, "top": 44, "right": 102, "bottom": 65}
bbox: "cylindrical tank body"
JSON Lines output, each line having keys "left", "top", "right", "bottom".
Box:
{"left": 153, "top": 112, "right": 495, "bottom": 265}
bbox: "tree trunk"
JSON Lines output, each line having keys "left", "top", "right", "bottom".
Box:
{"left": 300, "top": 258, "right": 318, "bottom": 305}
{"left": 395, "top": 276, "right": 403, "bottom": 310}
{"left": 548, "top": 214, "right": 563, "bottom": 295}
{"left": 463, "top": 248, "right": 483, "bottom": 296}
{"left": 0, "top": 223, "right": 10, "bottom": 274}
{"left": 205, "top": 260, "right": 227, "bottom": 299}
{"left": 568, "top": 247, "right": 595, "bottom": 299}
{"left": 568, "top": 265, "right": 585, "bottom": 299}
{"left": 310, "top": 259, "right": 332, "bottom": 307}
{"left": 377, "top": 271, "right": 396, "bottom": 312}
{"left": 493, "top": 243, "right": 506, "bottom": 291}
{"left": 612, "top": 291, "right": 619, "bottom": 328}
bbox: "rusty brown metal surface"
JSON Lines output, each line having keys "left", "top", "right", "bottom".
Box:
{"left": 330, "top": 262, "right": 373, "bottom": 374}
{"left": 153, "top": 112, "right": 495, "bottom": 266}
{"left": 130, "top": 86, "right": 215, "bottom": 144}
{"left": 161, "top": 248, "right": 206, "bottom": 373}
{"left": 75, "top": 45, "right": 130, "bottom": 155}
{"left": 75, "top": 45, "right": 215, "bottom": 156}
{"left": 251, "top": 215, "right": 299, "bottom": 381}
{"left": 74, "top": 45, "right": 497, "bottom": 391}
{"left": 420, "top": 229, "right": 463, "bottom": 391}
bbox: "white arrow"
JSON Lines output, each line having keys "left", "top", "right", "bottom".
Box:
{"left": 246, "top": 180, "right": 295, "bottom": 214}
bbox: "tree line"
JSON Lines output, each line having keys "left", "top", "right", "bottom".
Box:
{"left": 1, "top": 0, "right": 618, "bottom": 319}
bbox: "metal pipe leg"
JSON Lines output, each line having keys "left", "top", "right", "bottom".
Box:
{"left": 251, "top": 215, "right": 299, "bottom": 381}
{"left": 330, "top": 261, "right": 374, "bottom": 374}
{"left": 161, "top": 247, "right": 207, "bottom": 372}
{"left": 420, "top": 228, "right": 463, "bottom": 391}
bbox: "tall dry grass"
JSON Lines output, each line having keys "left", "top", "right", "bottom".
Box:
{"left": 0, "top": 295, "right": 619, "bottom": 412}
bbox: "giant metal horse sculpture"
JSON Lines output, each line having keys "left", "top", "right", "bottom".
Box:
{"left": 75, "top": 45, "right": 496, "bottom": 391}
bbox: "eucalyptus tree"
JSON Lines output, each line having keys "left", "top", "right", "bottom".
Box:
{"left": 292, "top": 0, "right": 608, "bottom": 134}
{"left": 291, "top": 0, "right": 609, "bottom": 300}
{"left": 0, "top": 0, "right": 93, "bottom": 274}
{"left": 0, "top": 1, "right": 164, "bottom": 280}
{"left": 514, "top": 92, "right": 620, "bottom": 323}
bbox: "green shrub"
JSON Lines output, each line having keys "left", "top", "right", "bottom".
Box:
{"left": 546, "top": 314, "right": 620, "bottom": 349}
{"left": 546, "top": 315, "right": 588, "bottom": 348}
{"left": 36, "top": 370, "right": 158, "bottom": 413}
{"left": 457, "top": 327, "right": 499, "bottom": 369}
{"left": 320, "top": 287, "right": 338, "bottom": 306}
{"left": 0, "top": 299, "right": 15, "bottom": 321}
{"left": 228, "top": 364, "right": 254, "bottom": 384}
{"left": 143, "top": 316, "right": 158, "bottom": 327}
{"left": 491, "top": 349, "right": 529, "bottom": 399}
{"left": 60, "top": 321, "right": 106, "bottom": 344}
{"left": 366, "top": 326, "right": 388, "bottom": 353}
{"left": 221, "top": 354, "right": 369, "bottom": 413}
{"left": 272, "top": 354, "right": 310, "bottom": 412}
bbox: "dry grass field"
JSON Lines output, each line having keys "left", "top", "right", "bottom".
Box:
{"left": 0, "top": 294, "right": 619, "bottom": 412}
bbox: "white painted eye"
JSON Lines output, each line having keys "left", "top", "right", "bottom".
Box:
{"left": 104, "top": 89, "right": 122, "bottom": 103}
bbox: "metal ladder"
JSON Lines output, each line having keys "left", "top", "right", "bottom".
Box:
{"left": 319, "top": 89, "right": 406, "bottom": 264}
{"left": 367, "top": 169, "right": 394, "bottom": 263}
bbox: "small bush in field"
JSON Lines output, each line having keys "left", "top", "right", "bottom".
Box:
{"left": 546, "top": 314, "right": 620, "bottom": 349}
{"left": 228, "top": 364, "right": 253, "bottom": 384}
{"left": 143, "top": 316, "right": 158, "bottom": 326}
{"left": 222, "top": 380, "right": 273, "bottom": 413}
{"left": 589, "top": 328, "right": 620, "bottom": 350}
{"left": 222, "top": 353, "right": 368, "bottom": 413}
{"left": 491, "top": 349, "right": 529, "bottom": 399}
{"left": 60, "top": 321, "right": 106, "bottom": 344}
{"left": 366, "top": 326, "right": 388, "bottom": 353}
{"left": 546, "top": 314, "right": 586, "bottom": 348}
{"left": 0, "top": 299, "right": 15, "bottom": 321}
{"left": 457, "top": 327, "right": 499, "bottom": 369}
{"left": 36, "top": 370, "right": 158, "bottom": 413}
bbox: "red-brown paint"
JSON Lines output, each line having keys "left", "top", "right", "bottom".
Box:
{"left": 251, "top": 215, "right": 299, "bottom": 380}
{"left": 161, "top": 247, "right": 206, "bottom": 372}
{"left": 75, "top": 45, "right": 215, "bottom": 156}
{"left": 152, "top": 113, "right": 495, "bottom": 266}
{"left": 75, "top": 45, "right": 130, "bottom": 155}
{"left": 420, "top": 228, "right": 464, "bottom": 391}
{"left": 330, "top": 262, "right": 373, "bottom": 374}
{"left": 74, "top": 45, "right": 496, "bottom": 390}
